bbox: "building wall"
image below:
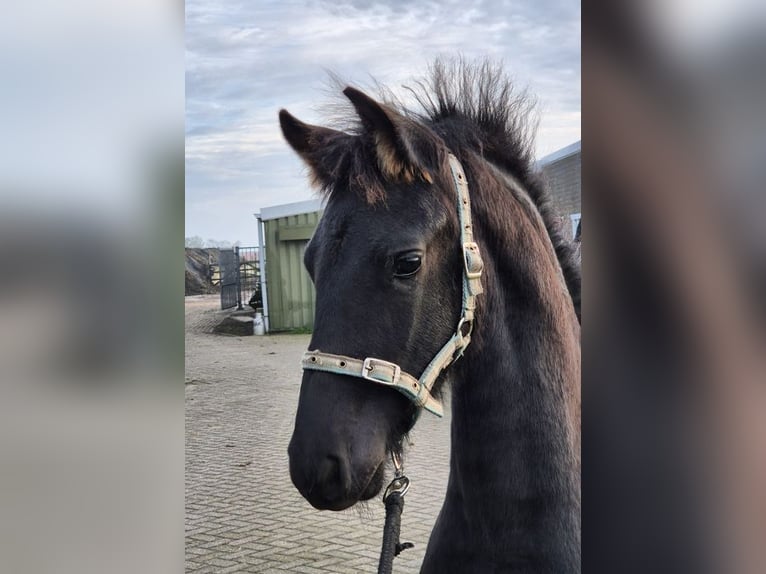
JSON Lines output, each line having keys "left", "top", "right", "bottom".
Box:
{"left": 541, "top": 151, "right": 581, "bottom": 219}
{"left": 264, "top": 210, "right": 321, "bottom": 331}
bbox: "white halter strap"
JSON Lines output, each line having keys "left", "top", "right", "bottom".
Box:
{"left": 301, "top": 153, "right": 484, "bottom": 417}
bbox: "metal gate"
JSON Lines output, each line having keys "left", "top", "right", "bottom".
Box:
{"left": 218, "top": 246, "right": 261, "bottom": 310}
{"left": 218, "top": 249, "right": 239, "bottom": 309}
{"left": 237, "top": 246, "right": 262, "bottom": 309}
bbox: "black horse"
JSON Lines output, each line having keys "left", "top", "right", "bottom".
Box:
{"left": 281, "top": 60, "right": 581, "bottom": 573}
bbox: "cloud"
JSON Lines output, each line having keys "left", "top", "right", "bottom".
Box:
{"left": 185, "top": 0, "right": 580, "bottom": 243}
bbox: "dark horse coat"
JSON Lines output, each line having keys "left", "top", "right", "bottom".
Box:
{"left": 282, "top": 59, "right": 581, "bottom": 573}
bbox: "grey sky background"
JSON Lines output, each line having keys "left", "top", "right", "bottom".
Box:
{"left": 186, "top": 0, "right": 580, "bottom": 245}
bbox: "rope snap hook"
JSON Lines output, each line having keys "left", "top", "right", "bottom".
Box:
{"left": 378, "top": 451, "right": 414, "bottom": 573}
{"left": 391, "top": 451, "right": 403, "bottom": 477}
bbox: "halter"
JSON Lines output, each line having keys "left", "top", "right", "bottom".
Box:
{"left": 301, "top": 153, "right": 484, "bottom": 417}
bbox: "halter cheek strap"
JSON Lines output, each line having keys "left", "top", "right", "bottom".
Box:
{"left": 301, "top": 153, "right": 484, "bottom": 417}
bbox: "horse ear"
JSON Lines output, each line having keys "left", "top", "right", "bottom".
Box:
{"left": 279, "top": 109, "right": 345, "bottom": 187}
{"left": 342, "top": 87, "right": 422, "bottom": 183}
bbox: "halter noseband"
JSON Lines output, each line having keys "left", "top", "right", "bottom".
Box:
{"left": 301, "top": 153, "right": 484, "bottom": 417}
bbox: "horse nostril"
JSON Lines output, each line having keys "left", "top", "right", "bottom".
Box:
{"left": 318, "top": 455, "right": 340, "bottom": 482}
{"left": 317, "top": 454, "right": 351, "bottom": 499}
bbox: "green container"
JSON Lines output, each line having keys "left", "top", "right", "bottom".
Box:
{"left": 263, "top": 207, "right": 321, "bottom": 331}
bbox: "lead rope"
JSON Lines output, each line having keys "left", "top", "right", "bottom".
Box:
{"left": 377, "top": 452, "right": 414, "bottom": 574}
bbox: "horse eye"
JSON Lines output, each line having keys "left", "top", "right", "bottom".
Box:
{"left": 394, "top": 253, "right": 422, "bottom": 278}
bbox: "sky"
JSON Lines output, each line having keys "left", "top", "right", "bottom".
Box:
{"left": 185, "top": 0, "right": 581, "bottom": 245}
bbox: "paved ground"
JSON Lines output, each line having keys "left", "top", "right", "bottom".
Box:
{"left": 185, "top": 295, "right": 452, "bottom": 573}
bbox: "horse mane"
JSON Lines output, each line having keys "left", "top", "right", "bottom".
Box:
{"left": 405, "top": 59, "right": 581, "bottom": 321}
{"left": 318, "top": 58, "right": 581, "bottom": 321}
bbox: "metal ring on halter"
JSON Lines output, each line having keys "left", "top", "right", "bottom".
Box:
{"left": 456, "top": 316, "right": 474, "bottom": 340}
{"left": 452, "top": 317, "right": 474, "bottom": 362}
{"left": 384, "top": 450, "right": 410, "bottom": 501}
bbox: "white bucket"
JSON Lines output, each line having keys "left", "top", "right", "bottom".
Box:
{"left": 253, "top": 311, "right": 265, "bottom": 336}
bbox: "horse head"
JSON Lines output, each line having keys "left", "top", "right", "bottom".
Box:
{"left": 280, "top": 88, "right": 465, "bottom": 510}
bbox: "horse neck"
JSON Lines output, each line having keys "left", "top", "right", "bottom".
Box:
{"left": 446, "top": 163, "right": 581, "bottom": 561}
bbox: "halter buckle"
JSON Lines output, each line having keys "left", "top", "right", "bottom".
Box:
{"left": 362, "top": 357, "right": 402, "bottom": 386}
{"left": 463, "top": 242, "right": 484, "bottom": 279}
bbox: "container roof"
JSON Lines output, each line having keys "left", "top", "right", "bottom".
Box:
{"left": 255, "top": 198, "right": 324, "bottom": 221}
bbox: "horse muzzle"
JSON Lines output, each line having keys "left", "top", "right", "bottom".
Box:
{"left": 287, "top": 440, "right": 385, "bottom": 511}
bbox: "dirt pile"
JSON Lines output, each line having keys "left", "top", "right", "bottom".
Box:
{"left": 212, "top": 313, "right": 255, "bottom": 336}
{"left": 185, "top": 248, "right": 219, "bottom": 295}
